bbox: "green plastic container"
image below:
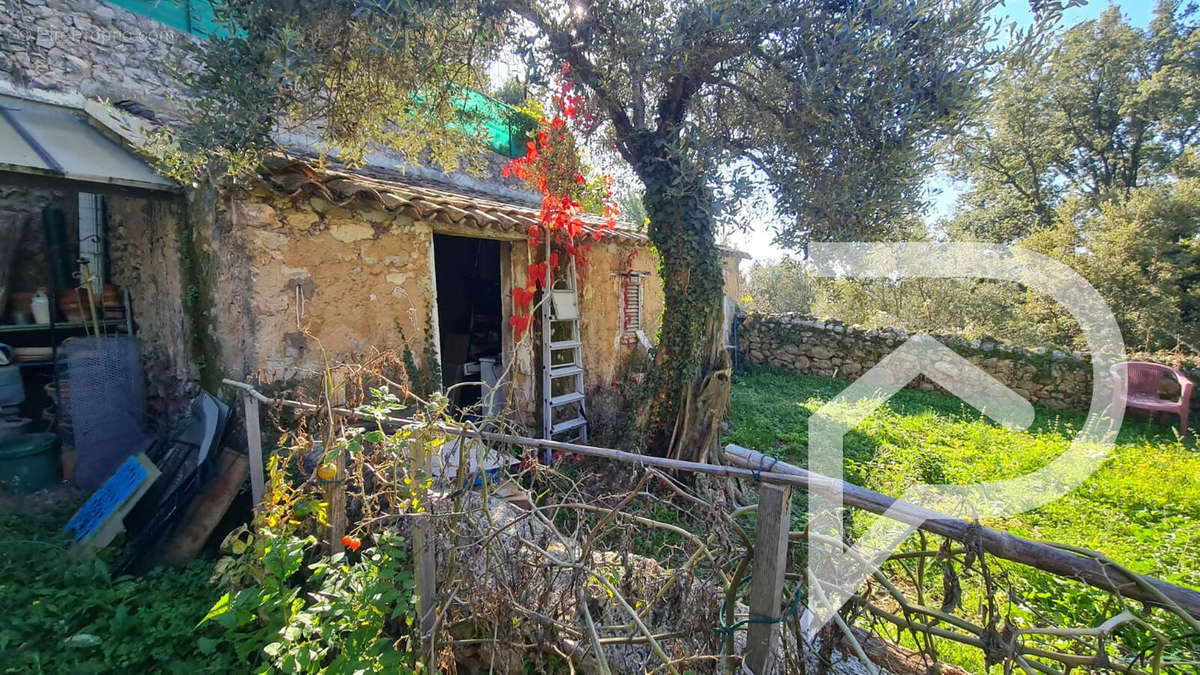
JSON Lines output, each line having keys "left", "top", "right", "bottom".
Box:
{"left": 0, "top": 433, "right": 60, "bottom": 494}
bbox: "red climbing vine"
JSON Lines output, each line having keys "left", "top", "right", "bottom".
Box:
{"left": 501, "top": 67, "right": 619, "bottom": 339}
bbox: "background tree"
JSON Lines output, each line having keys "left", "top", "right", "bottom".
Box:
{"left": 741, "top": 258, "right": 817, "bottom": 314}
{"left": 940, "top": 1, "right": 1200, "bottom": 351}
{"left": 946, "top": 1, "right": 1200, "bottom": 243}
{"left": 176, "top": 0, "right": 1007, "bottom": 461}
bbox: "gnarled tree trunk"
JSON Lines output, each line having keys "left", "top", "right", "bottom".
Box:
{"left": 632, "top": 140, "right": 731, "bottom": 462}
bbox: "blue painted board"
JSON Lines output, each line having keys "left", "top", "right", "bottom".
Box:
{"left": 65, "top": 455, "right": 151, "bottom": 540}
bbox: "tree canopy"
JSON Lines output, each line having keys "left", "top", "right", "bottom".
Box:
{"left": 943, "top": 1, "right": 1200, "bottom": 351}
{"left": 947, "top": 1, "right": 1200, "bottom": 243}
{"left": 174, "top": 0, "right": 1012, "bottom": 458}
{"left": 747, "top": 3, "right": 1200, "bottom": 354}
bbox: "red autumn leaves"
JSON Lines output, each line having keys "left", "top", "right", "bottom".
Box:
{"left": 500, "top": 67, "right": 621, "bottom": 340}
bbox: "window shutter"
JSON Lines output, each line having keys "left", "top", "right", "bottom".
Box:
{"left": 622, "top": 276, "right": 642, "bottom": 334}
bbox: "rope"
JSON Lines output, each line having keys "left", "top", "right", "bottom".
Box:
{"left": 750, "top": 453, "right": 781, "bottom": 481}
{"left": 712, "top": 574, "right": 808, "bottom": 650}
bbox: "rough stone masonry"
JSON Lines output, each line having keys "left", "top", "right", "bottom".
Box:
{"left": 738, "top": 312, "right": 1107, "bottom": 412}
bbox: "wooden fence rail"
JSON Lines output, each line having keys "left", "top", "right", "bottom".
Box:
{"left": 222, "top": 379, "right": 1200, "bottom": 673}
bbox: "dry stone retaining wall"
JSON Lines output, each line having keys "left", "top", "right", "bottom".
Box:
{"left": 738, "top": 313, "right": 1099, "bottom": 411}
{"left": 1, "top": 0, "right": 197, "bottom": 113}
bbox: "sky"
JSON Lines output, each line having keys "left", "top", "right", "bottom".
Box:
{"left": 728, "top": 0, "right": 1158, "bottom": 264}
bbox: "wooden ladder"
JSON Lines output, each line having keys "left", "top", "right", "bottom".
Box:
{"left": 541, "top": 240, "right": 588, "bottom": 446}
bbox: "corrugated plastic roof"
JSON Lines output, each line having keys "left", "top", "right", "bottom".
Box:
{"left": 0, "top": 94, "right": 175, "bottom": 192}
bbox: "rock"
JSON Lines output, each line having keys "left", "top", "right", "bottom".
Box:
{"left": 309, "top": 197, "right": 350, "bottom": 219}
{"left": 328, "top": 221, "right": 375, "bottom": 243}
{"left": 246, "top": 228, "right": 288, "bottom": 251}
{"left": 285, "top": 210, "right": 320, "bottom": 230}
{"left": 233, "top": 200, "right": 279, "bottom": 227}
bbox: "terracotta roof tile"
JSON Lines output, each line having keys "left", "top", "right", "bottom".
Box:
{"left": 258, "top": 160, "right": 749, "bottom": 259}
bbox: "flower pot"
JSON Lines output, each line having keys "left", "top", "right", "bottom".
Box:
{"left": 60, "top": 446, "right": 76, "bottom": 484}
{"left": 0, "top": 433, "right": 59, "bottom": 494}
{"left": 7, "top": 291, "right": 33, "bottom": 324}
{"left": 58, "top": 290, "right": 86, "bottom": 323}
{"left": 102, "top": 284, "right": 124, "bottom": 320}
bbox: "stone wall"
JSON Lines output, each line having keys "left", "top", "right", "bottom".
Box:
{"left": 210, "top": 192, "right": 436, "bottom": 388}
{"left": 220, "top": 189, "right": 678, "bottom": 428}
{"left": 738, "top": 313, "right": 1096, "bottom": 411}
{"left": 106, "top": 193, "right": 195, "bottom": 426}
{"left": 1, "top": 0, "right": 196, "bottom": 112}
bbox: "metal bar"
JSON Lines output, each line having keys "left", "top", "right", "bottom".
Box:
{"left": 541, "top": 235, "right": 552, "bottom": 446}
{"left": 0, "top": 105, "right": 64, "bottom": 173}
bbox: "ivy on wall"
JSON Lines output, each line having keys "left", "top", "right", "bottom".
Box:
{"left": 175, "top": 184, "right": 224, "bottom": 392}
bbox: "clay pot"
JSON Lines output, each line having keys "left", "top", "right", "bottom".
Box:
{"left": 102, "top": 284, "right": 120, "bottom": 307}
{"left": 58, "top": 290, "right": 86, "bottom": 323}
{"left": 60, "top": 447, "right": 76, "bottom": 484}
{"left": 102, "top": 284, "right": 124, "bottom": 320}
{"left": 8, "top": 291, "right": 33, "bottom": 323}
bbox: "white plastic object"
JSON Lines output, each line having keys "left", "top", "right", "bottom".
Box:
{"left": 31, "top": 288, "right": 51, "bottom": 325}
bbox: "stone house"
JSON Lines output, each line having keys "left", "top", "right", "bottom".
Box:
{"left": 0, "top": 0, "right": 745, "bottom": 440}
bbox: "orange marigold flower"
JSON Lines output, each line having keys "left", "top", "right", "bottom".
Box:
{"left": 341, "top": 536, "right": 361, "bottom": 551}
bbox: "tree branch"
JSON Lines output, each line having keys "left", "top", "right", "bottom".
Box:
{"left": 500, "top": 0, "right": 642, "bottom": 163}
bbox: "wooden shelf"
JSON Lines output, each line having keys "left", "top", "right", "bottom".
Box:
{"left": 0, "top": 320, "right": 127, "bottom": 335}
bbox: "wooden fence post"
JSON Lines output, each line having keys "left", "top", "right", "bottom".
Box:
{"left": 242, "top": 392, "right": 265, "bottom": 506}
{"left": 746, "top": 482, "right": 792, "bottom": 674}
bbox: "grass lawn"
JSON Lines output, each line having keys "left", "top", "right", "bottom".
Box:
{"left": 726, "top": 368, "right": 1200, "bottom": 670}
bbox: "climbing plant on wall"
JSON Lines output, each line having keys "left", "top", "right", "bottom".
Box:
{"left": 171, "top": 0, "right": 1036, "bottom": 461}
{"left": 503, "top": 71, "right": 618, "bottom": 340}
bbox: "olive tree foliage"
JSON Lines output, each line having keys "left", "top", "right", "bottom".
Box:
{"left": 741, "top": 257, "right": 1035, "bottom": 344}
{"left": 741, "top": 258, "right": 817, "bottom": 314}
{"left": 171, "top": 0, "right": 1018, "bottom": 460}
{"left": 159, "top": 0, "right": 509, "bottom": 178}
{"left": 501, "top": 0, "right": 1017, "bottom": 460}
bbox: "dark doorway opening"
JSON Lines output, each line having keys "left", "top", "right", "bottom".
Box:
{"left": 433, "top": 234, "right": 503, "bottom": 410}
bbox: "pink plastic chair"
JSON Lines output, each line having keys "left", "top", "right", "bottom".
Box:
{"left": 1111, "top": 362, "right": 1194, "bottom": 438}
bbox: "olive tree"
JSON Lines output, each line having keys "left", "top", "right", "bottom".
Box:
{"left": 500, "top": 0, "right": 1004, "bottom": 460}
{"left": 176, "top": 0, "right": 1017, "bottom": 461}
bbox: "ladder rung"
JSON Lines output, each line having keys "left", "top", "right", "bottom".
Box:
{"left": 551, "top": 417, "right": 587, "bottom": 435}
{"left": 550, "top": 340, "right": 581, "bottom": 350}
{"left": 549, "top": 365, "right": 582, "bottom": 379}
{"left": 549, "top": 392, "right": 585, "bottom": 407}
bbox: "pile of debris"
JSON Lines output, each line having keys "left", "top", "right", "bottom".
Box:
{"left": 62, "top": 392, "right": 247, "bottom": 572}
{"left": 430, "top": 490, "right": 892, "bottom": 674}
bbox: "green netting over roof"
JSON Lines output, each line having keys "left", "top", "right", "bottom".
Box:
{"left": 105, "top": 1, "right": 537, "bottom": 159}
{"left": 106, "top": 0, "right": 223, "bottom": 38}
{"left": 453, "top": 89, "right": 538, "bottom": 159}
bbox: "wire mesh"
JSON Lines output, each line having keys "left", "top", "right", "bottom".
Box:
{"left": 65, "top": 336, "right": 149, "bottom": 490}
